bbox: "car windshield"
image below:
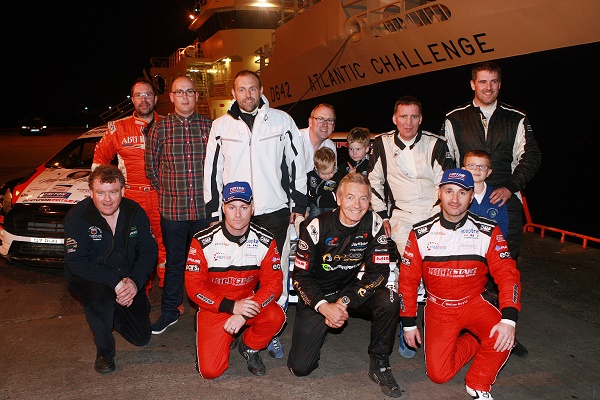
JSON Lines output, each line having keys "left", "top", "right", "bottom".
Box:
{"left": 22, "top": 118, "right": 44, "bottom": 124}
{"left": 45, "top": 137, "right": 100, "bottom": 169}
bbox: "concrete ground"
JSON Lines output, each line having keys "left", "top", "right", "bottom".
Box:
{"left": 1, "top": 233, "right": 599, "bottom": 400}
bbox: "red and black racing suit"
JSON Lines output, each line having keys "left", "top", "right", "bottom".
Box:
{"left": 185, "top": 222, "right": 285, "bottom": 379}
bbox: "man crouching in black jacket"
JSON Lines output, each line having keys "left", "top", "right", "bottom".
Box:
{"left": 64, "top": 164, "right": 158, "bottom": 373}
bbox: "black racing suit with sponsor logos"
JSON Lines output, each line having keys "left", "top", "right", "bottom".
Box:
{"left": 288, "top": 209, "right": 399, "bottom": 376}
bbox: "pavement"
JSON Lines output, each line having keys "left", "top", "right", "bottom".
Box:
{"left": 1, "top": 232, "right": 599, "bottom": 400}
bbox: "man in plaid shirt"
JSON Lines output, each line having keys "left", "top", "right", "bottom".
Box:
{"left": 145, "top": 76, "right": 212, "bottom": 334}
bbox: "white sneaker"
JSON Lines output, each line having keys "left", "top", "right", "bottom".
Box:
{"left": 466, "top": 385, "right": 494, "bottom": 400}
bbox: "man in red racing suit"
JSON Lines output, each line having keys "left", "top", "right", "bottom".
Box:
{"left": 400, "top": 169, "right": 521, "bottom": 400}
{"left": 93, "top": 78, "right": 166, "bottom": 288}
{"left": 185, "top": 181, "right": 285, "bottom": 378}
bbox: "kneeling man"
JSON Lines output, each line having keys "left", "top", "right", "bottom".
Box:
{"left": 64, "top": 164, "right": 157, "bottom": 373}
{"left": 288, "top": 173, "right": 401, "bottom": 398}
{"left": 185, "top": 181, "right": 285, "bottom": 378}
{"left": 400, "top": 169, "right": 522, "bottom": 400}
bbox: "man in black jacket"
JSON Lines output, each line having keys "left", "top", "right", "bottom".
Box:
{"left": 441, "top": 61, "right": 541, "bottom": 359}
{"left": 64, "top": 164, "right": 158, "bottom": 373}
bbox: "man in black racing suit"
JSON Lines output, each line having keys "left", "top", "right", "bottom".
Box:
{"left": 287, "top": 173, "right": 401, "bottom": 398}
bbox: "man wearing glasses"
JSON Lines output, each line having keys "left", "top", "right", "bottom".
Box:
{"left": 93, "top": 78, "right": 166, "bottom": 293}
{"left": 146, "top": 76, "right": 212, "bottom": 335}
{"left": 204, "top": 70, "right": 306, "bottom": 359}
{"left": 300, "top": 103, "right": 338, "bottom": 172}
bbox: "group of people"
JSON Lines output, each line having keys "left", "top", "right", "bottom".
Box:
{"left": 63, "top": 61, "right": 540, "bottom": 400}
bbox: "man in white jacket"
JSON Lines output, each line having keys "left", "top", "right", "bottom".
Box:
{"left": 204, "top": 70, "right": 307, "bottom": 359}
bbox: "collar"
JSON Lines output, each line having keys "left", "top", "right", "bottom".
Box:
{"left": 439, "top": 211, "right": 469, "bottom": 231}
{"left": 394, "top": 130, "right": 422, "bottom": 150}
{"left": 221, "top": 222, "right": 250, "bottom": 246}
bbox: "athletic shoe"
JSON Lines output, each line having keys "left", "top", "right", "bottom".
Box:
{"left": 238, "top": 339, "right": 266, "bottom": 376}
{"left": 369, "top": 355, "right": 402, "bottom": 398}
{"left": 511, "top": 340, "right": 529, "bottom": 358}
{"left": 466, "top": 385, "right": 494, "bottom": 399}
{"left": 151, "top": 314, "right": 178, "bottom": 334}
{"left": 267, "top": 336, "right": 284, "bottom": 359}
{"left": 398, "top": 323, "right": 416, "bottom": 359}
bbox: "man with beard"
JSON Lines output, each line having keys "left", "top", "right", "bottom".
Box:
{"left": 204, "top": 70, "right": 306, "bottom": 359}
{"left": 93, "top": 78, "right": 166, "bottom": 291}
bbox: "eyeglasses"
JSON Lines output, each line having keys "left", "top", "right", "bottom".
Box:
{"left": 132, "top": 92, "right": 154, "bottom": 99}
{"left": 171, "top": 89, "right": 197, "bottom": 97}
{"left": 312, "top": 117, "right": 335, "bottom": 125}
{"left": 466, "top": 163, "right": 490, "bottom": 171}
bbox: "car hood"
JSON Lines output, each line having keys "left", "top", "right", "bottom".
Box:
{"left": 15, "top": 168, "right": 91, "bottom": 205}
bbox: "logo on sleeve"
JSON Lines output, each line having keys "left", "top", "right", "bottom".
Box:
{"left": 65, "top": 238, "right": 78, "bottom": 253}
{"left": 373, "top": 254, "right": 389, "bottom": 264}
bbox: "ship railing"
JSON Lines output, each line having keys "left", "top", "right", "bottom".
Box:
{"left": 279, "top": 0, "right": 322, "bottom": 25}
{"left": 99, "top": 97, "right": 134, "bottom": 123}
{"left": 342, "top": 0, "right": 450, "bottom": 37}
{"left": 522, "top": 194, "right": 600, "bottom": 250}
{"left": 150, "top": 42, "right": 205, "bottom": 69}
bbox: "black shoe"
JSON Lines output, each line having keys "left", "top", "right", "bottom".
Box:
{"left": 511, "top": 340, "right": 529, "bottom": 358}
{"left": 238, "top": 339, "right": 266, "bottom": 376}
{"left": 369, "top": 355, "right": 402, "bottom": 398}
{"left": 94, "top": 355, "right": 115, "bottom": 374}
{"left": 151, "top": 314, "right": 178, "bottom": 335}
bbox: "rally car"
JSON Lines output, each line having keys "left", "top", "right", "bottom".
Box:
{"left": 0, "top": 126, "right": 109, "bottom": 265}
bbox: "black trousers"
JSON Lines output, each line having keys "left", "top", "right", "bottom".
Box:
{"left": 67, "top": 275, "right": 151, "bottom": 358}
{"left": 287, "top": 286, "right": 399, "bottom": 376}
{"left": 506, "top": 195, "right": 524, "bottom": 259}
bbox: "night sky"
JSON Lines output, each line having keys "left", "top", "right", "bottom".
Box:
{"left": 0, "top": 0, "right": 197, "bottom": 127}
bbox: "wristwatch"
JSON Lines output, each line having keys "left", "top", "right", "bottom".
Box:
{"left": 341, "top": 296, "right": 350, "bottom": 305}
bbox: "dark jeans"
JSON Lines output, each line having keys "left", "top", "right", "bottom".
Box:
{"left": 67, "top": 275, "right": 151, "bottom": 358}
{"left": 506, "top": 196, "right": 524, "bottom": 259}
{"left": 252, "top": 208, "right": 290, "bottom": 255}
{"left": 287, "top": 286, "right": 399, "bottom": 376}
{"left": 160, "top": 216, "right": 209, "bottom": 319}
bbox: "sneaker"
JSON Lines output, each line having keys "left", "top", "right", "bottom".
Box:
{"left": 267, "top": 336, "right": 284, "bottom": 359}
{"left": 238, "top": 339, "right": 266, "bottom": 376}
{"left": 398, "top": 322, "right": 416, "bottom": 359}
{"left": 151, "top": 314, "right": 178, "bottom": 334}
{"left": 466, "top": 385, "right": 494, "bottom": 399}
{"left": 369, "top": 355, "right": 402, "bottom": 398}
{"left": 511, "top": 340, "right": 529, "bottom": 358}
{"left": 94, "top": 355, "right": 115, "bottom": 374}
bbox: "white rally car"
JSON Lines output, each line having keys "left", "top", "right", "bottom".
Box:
{"left": 0, "top": 126, "right": 108, "bottom": 265}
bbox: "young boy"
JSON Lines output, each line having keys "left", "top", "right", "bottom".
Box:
{"left": 307, "top": 147, "right": 345, "bottom": 219}
{"left": 345, "top": 127, "right": 371, "bottom": 176}
{"left": 462, "top": 150, "right": 508, "bottom": 237}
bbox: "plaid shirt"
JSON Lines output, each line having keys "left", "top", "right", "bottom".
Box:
{"left": 145, "top": 112, "right": 212, "bottom": 221}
